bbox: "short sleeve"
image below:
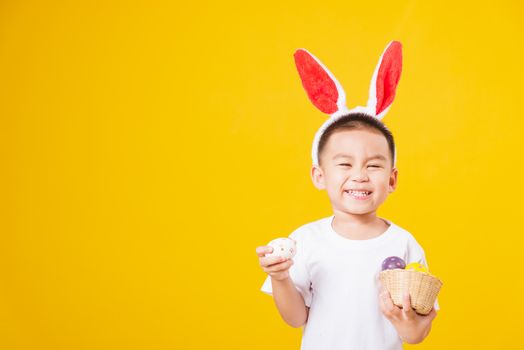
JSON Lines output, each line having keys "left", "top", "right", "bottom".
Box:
{"left": 260, "top": 230, "right": 313, "bottom": 307}
{"left": 407, "top": 237, "right": 440, "bottom": 312}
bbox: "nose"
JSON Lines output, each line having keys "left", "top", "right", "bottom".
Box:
{"left": 350, "top": 167, "right": 369, "bottom": 182}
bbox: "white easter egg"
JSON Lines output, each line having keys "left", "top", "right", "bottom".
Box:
{"left": 266, "top": 238, "right": 296, "bottom": 259}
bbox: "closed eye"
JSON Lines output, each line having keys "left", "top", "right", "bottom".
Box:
{"left": 338, "top": 164, "right": 382, "bottom": 168}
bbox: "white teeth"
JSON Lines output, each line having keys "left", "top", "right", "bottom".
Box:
{"left": 345, "top": 190, "right": 370, "bottom": 196}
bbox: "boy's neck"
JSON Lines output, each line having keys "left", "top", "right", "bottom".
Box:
{"left": 331, "top": 211, "right": 390, "bottom": 240}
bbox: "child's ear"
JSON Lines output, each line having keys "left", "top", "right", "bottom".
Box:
{"left": 311, "top": 165, "right": 326, "bottom": 190}
{"left": 388, "top": 167, "right": 398, "bottom": 193}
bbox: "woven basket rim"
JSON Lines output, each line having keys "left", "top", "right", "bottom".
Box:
{"left": 379, "top": 269, "right": 443, "bottom": 285}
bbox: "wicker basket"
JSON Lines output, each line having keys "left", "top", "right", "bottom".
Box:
{"left": 379, "top": 269, "right": 443, "bottom": 315}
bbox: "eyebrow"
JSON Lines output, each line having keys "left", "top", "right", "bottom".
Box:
{"left": 332, "top": 153, "right": 388, "bottom": 161}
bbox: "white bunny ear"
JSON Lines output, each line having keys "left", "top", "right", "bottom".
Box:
{"left": 367, "top": 41, "right": 402, "bottom": 119}
{"left": 294, "top": 49, "right": 349, "bottom": 115}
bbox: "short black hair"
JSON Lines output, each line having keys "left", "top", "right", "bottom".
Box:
{"left": 318, "top": 112, "right": 395, "bottom": 167}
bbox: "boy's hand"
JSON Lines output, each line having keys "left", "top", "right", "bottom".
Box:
{"left": 378, "top": 288, "right": 437, "bottom": 344}
{"left": 256, "top": 246, "right": 294, "bottom": 281}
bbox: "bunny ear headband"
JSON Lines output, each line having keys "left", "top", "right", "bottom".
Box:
{"left": 293, "top": 41, "right": 402, "bottom": 167}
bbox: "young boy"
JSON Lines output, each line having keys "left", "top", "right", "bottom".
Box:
{"left": 256, "top": 43, "right": 439, "bottom": 349}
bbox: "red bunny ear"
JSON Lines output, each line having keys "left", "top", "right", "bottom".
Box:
{"left": 294, "top": 49, "right": 347, "bottom": 115}
{"left": 367, "top": 41, "right": 402, "bottom": 118}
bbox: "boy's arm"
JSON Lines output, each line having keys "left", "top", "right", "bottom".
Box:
{"left": 257, "top": 246, "right": 309, "bottom": 328}
{"left": 271, "top": 277, "right": 309, "bottom": 328}
{"left": 379, "top": 290, "right": 437, "bottom": 344}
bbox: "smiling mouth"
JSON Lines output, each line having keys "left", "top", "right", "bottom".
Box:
{"left": 344, "top": 190, "right": 372, "bottom": 199}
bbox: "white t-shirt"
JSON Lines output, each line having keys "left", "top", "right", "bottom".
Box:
{"left": 261, "top": 215, "right": 440, "bottom": 350}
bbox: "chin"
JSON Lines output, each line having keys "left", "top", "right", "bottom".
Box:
{"left": 344, "top": 208, "right": 376, "bottom": 216}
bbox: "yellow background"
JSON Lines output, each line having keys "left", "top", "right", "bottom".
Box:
{"left": 1, "top": 0, "right": 523, "bottom": 349}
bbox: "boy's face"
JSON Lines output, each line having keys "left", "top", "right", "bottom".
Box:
{"left": 311, "top": 128, "right": 398, "bottom": 218}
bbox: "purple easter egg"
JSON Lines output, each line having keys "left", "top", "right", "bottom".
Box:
{"left": 381, "top": 256, "right": 406, "bottom": 271}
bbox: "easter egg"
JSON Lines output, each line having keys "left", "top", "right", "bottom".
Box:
{"left": 381, "top": 256, "right": 406, "bottom": 271}
{"left": 405, "top": 262, "right": 428, "bottom": 273}
{"left": 266, "top": 238, "right": 296, "bottom": 259}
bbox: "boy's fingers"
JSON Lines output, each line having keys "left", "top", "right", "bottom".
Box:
{"left": 380, "top": 290, "right": 400, "bottom": 318}
{"left": 380, "top": 290, "right": 394, "bottom": 311}
{"left": 255, "top": 246, "right": 273, "bottom": 257}
{"left": 378, "top": 284, "right": 386, "bottom": 294}
{"left": 401, "top": 292, "right": 415, "bottom": 319}
{"left": 379, "top": 292, "right": 393, "bottom": 318}
{"left": 426, "top": 308, "right": 437, "bottom": 320}
{"left": 264, "top": 259, "right": 293, "bottom": 273}
{"left": 378, "top": 293, "right": 387, "bottom": 314}
{"left": 260, "top": 255, "right": 286, "bottom": 267}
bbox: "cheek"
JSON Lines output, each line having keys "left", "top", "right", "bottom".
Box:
{"left": 371, "top": 173, "right": 391, "bottom": 187}
{"left": 326, "top": 171, "right": 345, "bottom": 183}
{"left": 325, "top": 174, "right": 346, "bottom": 194}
